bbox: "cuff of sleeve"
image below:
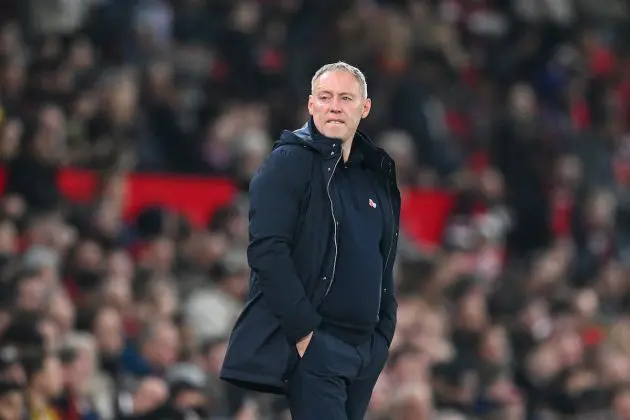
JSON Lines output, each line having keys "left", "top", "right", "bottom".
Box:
{"left": 376, "top": 300, "right": 397, "bottom": 347}
{"left": 376, "top": 322, "right": 395, "bottom": 347}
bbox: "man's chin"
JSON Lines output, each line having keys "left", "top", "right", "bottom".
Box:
{"left": 322, "top": 127, "right": 347, "bottom": 140}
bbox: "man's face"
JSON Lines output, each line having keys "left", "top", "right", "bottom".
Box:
{"left": 93, "top": 308, "right": 124, "bottom": 354}
{"left": 145, "top": 323, "right": 180, "bottom": 368}
{"left": 17, "top": 276, "right": 45, "bottom": 311}
{"left": 308, "top": 70, "right": 370, "bottom": 143}
{"left": 0, "top": 391, "right": 23, "bottom": 420}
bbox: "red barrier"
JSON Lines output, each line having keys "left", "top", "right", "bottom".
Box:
{"left": 3, "top": 167, "right": 455, "bottom": 246}
{"left": 400, "top": 188, "right": 455, "bottom": 247}
{"left": 57, "top": 168, "right": 238, "bottom": 227}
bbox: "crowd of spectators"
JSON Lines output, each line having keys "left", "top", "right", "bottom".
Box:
{"left": 1, "top": 0, "right": 630, "bottom": 419}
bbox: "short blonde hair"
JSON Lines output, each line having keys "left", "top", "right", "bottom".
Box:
{"left": 311, "top": 61, "right": 368, "bottom": 99}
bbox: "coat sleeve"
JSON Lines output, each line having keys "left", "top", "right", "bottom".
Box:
{"left": 376, "top": 178, "right": 400, "bottom": 347}
{"left": 247, "top": 146, "right": 322, "bottom": 343}
{"left": 376, "top": 245, "right": 398, "bottom": 347}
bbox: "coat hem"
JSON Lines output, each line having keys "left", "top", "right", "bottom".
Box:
{"left": 220, "top": 368, "right": 287, "bottom": 395}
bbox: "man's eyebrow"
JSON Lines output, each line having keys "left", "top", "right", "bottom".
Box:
{"left": 316, "top": 90, "right": 356, "bottom": 97}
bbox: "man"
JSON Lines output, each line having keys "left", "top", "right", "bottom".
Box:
{"left": 21, "top": 349, "right": 63, "bottom": 420}
{"left": 132, "top": 363, "right": 210, "bottom": 420}
{"left": 0, "top": 379, "right": 24, "bottom": 420}
{"left": 221, "top": 62, "right": 400, "bottom": 419}
{"left": 0, "top": 345, "right": 24, "bottom": 384}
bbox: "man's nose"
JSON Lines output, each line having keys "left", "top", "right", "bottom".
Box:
{"left": 330, "top": 97, "right": 342, "bottom": 111}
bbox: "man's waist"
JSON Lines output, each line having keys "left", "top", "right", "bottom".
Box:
{"left": 319, "top": 319, "right": 376, "bottom": 346}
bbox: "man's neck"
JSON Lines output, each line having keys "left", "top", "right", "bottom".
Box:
{"left": 342, "top": 138, "right": 353, "bottom": 162}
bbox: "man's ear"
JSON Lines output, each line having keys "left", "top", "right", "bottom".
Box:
{"left": 362, "top": 98, "right": 372, "bottom": 119}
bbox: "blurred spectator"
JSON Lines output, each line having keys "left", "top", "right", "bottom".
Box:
{"left": 0, "top": 378, "right": 23, "bottom": 420}
{"left": 22, "top": 349, "right": 63, "bottom": 419}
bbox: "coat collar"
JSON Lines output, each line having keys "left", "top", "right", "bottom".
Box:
{"left": 289, "top": 118, "right": 394, "bottom": 173}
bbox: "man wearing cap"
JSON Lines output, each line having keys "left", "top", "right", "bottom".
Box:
{"left": 0, "top": 345, "right": 23, "bottom": 384}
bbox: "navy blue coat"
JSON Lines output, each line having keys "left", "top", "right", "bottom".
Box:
{"left": 220, "top": 119, "right": 400, "bottom": 394}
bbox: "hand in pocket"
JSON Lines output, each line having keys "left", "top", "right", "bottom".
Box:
{"left": 296, "top": 331, "right": 314, "bottom": 358}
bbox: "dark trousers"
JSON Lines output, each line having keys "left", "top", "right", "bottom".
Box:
{"left": 286, "top": 327, "right": 389, "bottom": 420}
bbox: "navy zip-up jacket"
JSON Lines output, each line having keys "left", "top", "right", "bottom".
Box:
{"left": 319, "top": 137, "right": 389, "bottom": 345}
{"left": 220, "top": 119, "right": 400, "bottom": 394}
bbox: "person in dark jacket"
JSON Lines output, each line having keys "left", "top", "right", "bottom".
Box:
{"left": 220, "top": 62, "right": 401, "bottom": 420}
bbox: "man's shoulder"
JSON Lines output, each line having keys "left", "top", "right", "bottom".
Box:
{"left": 251, "top": 141, "right": 317, "bottom": 194}
{"left": 261, "top": 139, "right": 316, "bottom": 173}
{"left": 271, "top": 142, "right": 313, "bottom": 157}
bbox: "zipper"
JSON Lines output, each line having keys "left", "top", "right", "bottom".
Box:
{"left": 323, "top": 155, "right": 342, "bottom": 298}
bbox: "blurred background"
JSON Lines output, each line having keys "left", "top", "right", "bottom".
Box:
{"left": 0, "top": 0, "right": 629, "bottom": 419}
